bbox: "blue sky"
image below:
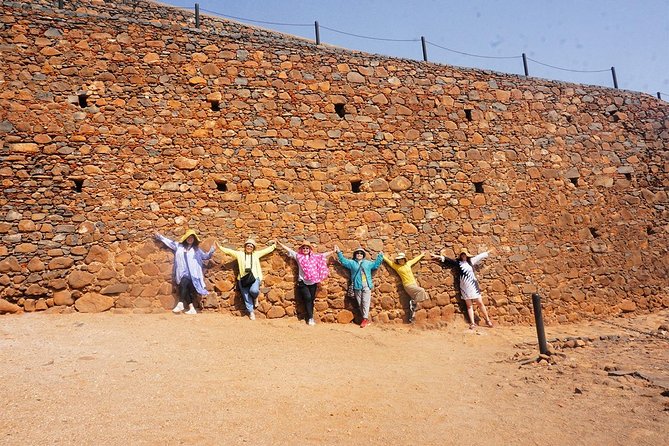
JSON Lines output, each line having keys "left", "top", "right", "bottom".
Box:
{"left": 159, "top": 0, "right": 669, "bottom": 99}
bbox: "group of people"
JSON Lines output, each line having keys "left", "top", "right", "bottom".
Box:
{"left": 155, "top": 229, "right": 494, "bottom": 329}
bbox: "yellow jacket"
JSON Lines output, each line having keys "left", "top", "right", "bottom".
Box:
{"left": 217, "top": 243, "right": 276, "bottom": 281}
{"left": 383, "top": 254, "right": 424, "bottom": 286}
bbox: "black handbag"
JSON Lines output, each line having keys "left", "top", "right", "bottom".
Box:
{"left": 346, "top": 265, "right": 362, "bottom": 298}
{"left": 240, "top": 271, "right": 256, "bottom": 287}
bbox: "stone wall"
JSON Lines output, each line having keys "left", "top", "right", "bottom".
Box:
{"left": 0, "top": 0, "right": 667, "bottom": 324}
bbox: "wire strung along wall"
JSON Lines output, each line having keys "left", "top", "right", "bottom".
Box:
{"left": 49, "top": 0, "right": 668, "bottom": 97}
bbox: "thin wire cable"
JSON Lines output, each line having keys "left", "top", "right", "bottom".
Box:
{"left": 319, "top": 25, "right": 419, "bottom": 42}
{"left": 526, "top": 56, "right": 610, "bottom": 73}
{"left": 200, "top": 8, "right": 312, "bottom": 27}
{"left": 426, "top": 40, "right": 520, "bottom": 60}
{"left": 167, "top": 5, "right": 639, "bottom": 87}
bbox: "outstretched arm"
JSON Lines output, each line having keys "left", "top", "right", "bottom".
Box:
{"left": 470, "top": 251, "right": 489, "bottom": 266}
{"left": 216, "top": 242, "right": 239, "bottom": 258}
{"left": 155, "top": 233, "right": 178, "bottom": 251}
{"left": 256, "top": 241, "right": 277, "bottom": 258}
{"left": 200, "top": 243, "right": 216, "bottom": 260}
{"left": 336, "top": 250, "right": 355, "bottom": 270}
{"left": 279, "top": 242, "right": 296, "bottom": 259}
{"left": 407, "top": 253, "right": 424, "bottom": 267}
{"left": 432, "top": 253, "right": 457, "bottom": 267}
{"left": 371, "top": 252, "right": 384, "bottom": 270}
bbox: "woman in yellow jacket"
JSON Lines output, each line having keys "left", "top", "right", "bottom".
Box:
{"left": 217, "top": 238, "right": 276, "bottom": 320}
{"left": 383, "top": 252, "right": 429, "bottom": 323}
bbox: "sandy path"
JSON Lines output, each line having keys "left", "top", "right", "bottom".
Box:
{"left": 1, "top": 312, "right": 667, "bottom": 445}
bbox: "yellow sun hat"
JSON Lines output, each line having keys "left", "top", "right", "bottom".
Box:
{"left": 178, "top": 229, "right": 201, "bottom": 243}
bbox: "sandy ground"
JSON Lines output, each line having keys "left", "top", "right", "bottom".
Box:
{"left": 0, "top": 310, "right": 667, "bottom": 446}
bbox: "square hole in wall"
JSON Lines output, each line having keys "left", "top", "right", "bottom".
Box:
{"left": 473, "top": 181, "right": 484, "bottom": 193}
{"left": 351, "top": 180, "right": 361, "bottom": 193}
{"left": 78, "top": 94, "right": 88, "bottom": 108}
{"left": 464, "top": 109, "right": 473, "bottom": 121}
{"left": 210, "top": 100, "right": 220, "bottom": 112}
{"left": 215, "top": 180, "right": 227, "bottom": 191}
{"left": 72, "top": 178, "right": 84, "bottom": 192}
{"left": 334, "top": 103, "right": 345, "bottom": 118}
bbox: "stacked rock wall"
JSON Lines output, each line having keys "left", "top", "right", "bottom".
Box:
{"left": 0, "top": 0, "right": 667, "bottom": 324}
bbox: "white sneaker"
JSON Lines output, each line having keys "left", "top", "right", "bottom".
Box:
{"left": 307, "top": 318, "right": 315, "bottom": 326}
{"left": 172, "top": 302, "right": 184, "bottom": 313}
{"left": 185, "top": 304, "right": 197, "bottom": 315}
{"left": 249, "top": 312, "right": 256, "bottom": 320}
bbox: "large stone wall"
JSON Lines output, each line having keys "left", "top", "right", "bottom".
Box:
{"left": 0, "top": 0, "right": 667, "bottom": 324}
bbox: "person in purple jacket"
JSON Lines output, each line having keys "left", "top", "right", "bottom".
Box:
{"left": 155, "top": 229, "right": 215, "bottom": 315}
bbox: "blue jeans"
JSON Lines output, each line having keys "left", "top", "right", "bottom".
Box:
{"left": 239, "top": 278, "right": 260, "bottom": 314}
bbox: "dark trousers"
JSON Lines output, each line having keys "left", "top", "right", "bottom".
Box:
{"left": 178, "top": 277, "right": 196, "bottom": 306}
{"left": 297, "top": 282, "right": 318, "bottom": 320}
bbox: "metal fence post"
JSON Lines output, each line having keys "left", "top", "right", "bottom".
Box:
{"left": 314, "top": 21, "right": 320, "bottom": 45}
{"left": 611, "top": 66, "right": 618, "bottom": 89}
{"left": 522, "top": 53, "right": 529, "bottom": 76}
{"left": 532, "top": 293, "right": 548, "bottom": 355}
{"left": 421, "top": 36, "right": 427, "bottom": 62}
{"left": 195, "top": 3, "right": 200, "bottom": 28}
{"left": 657, "top": 92, "right": 662, "bottom": 100}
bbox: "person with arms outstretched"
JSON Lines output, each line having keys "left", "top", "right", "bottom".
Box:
{"left": 217, "top": 238, "right": 276, "bottom": 320}
{"left": 155, "top": 229, "right": 215, "bottom": 315}
{"left": 335, "top": 245, "right": 383, "bottom": 328}
{"left": 384, "top": 252, "right": 429, "bottom": 323}
{"left": 279, "top": 240, "right": 332, "bottom": 326}
{"left": 432, "top": 248, "right": 494, "bottom": 329}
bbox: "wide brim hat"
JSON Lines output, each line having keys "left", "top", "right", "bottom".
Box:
{"left": 352, "top": 247, "right": 366, "bottom": 258}
{"left": 459, "top": 248, "right": 471, "bottom": 257}
{"left": 179, "top": 229, "right": 201, "bottom": 243}
{"left": 244, "top": 238, "right": 256, "bottom": 248}
{"left": 394, "top": 252, "right": 407, "bottom": 261}
{"left": 299, "top": 241, "right": 314, "bottom": 249}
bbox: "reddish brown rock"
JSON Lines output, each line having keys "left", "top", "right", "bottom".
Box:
{"left": 266, "top": 305, "right": 286, "bottom": 319}
{"left": 389, "top": 176, "right": 412, "bottom": 191}
{"left": 25, "top": 284, "right": 48, "bottom": 296}
{"left": 619, "top": 300, "right": 637, "bottom": 312}
{"left": 0, "top": 298, "right": 20, "bottom": 314}
{"left": 0, "top": 257, "right": 21, "bottom": 273}
{"left": 336, "top": 310, "right": 355, "bottom": 324}
{"left": 49, "top": 257, "right": 74, "bottom": 270}
{"left": 27, "top": 257, "right": 45, "bottom": 272}
{"left": 67, "top": 271, "right": 95, "bottom": 289}
{"left": 85, "top": 245, "right": 110, "bottom": 264}
{"left": 74, "top": 293, "right": 114, "bottom": 313}
{"left": 53, "top": 290, "right": 74, "bottom": 306}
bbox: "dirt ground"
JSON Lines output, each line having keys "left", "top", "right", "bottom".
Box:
{"left": 0, "top": 310, "right": 667, "bottom": 446}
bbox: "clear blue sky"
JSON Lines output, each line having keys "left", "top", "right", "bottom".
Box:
{"left": 160, "top": 0, "right": 669, "bottom": 98}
